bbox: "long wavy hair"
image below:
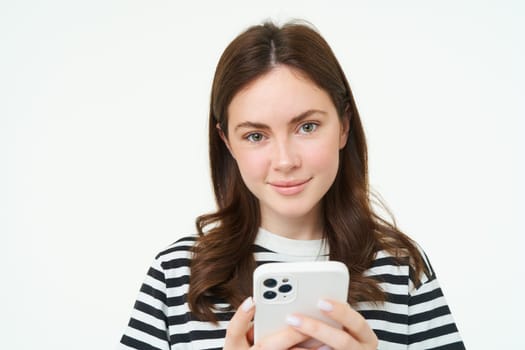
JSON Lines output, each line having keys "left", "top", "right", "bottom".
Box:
{"left": 189, "top": 21, "right": 428, "bottom": 322}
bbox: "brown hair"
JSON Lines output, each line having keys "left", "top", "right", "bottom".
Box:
{"left": 189, "top": 21, "right": 428, "bottom": 322}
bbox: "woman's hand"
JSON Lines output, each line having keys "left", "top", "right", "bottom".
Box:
{"left": 225, "top": 297, "right": 377, "bottom": 350}
{"left": 286, "top": 299, "right": 378, "bottom": 350}
{"left": 224, "top": 297, "right": 310, "bottom": 350}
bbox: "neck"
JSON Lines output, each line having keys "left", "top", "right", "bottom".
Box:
{"left": 260, "top": 206, "right": 324, "bottom": 240}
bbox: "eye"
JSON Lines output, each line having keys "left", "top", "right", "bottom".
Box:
{"left": 298, "top": 122, "right": 318, "bottom": 134}
{"left": 246, "top": 132, "right": 265, "bottom": 143}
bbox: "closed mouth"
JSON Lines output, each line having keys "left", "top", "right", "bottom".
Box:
{"left": 267, "top": 178, "right": 312, "bottom": 196}
{"left": 268, "top": 178, "right": 312, "bottom": 187}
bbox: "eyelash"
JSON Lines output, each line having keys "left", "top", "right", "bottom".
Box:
{"left": 243, "top": 122, "right": 319, "bottom": 143}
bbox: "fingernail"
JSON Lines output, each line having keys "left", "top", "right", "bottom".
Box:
{"left": 241, "top": 296, "right": 254, "bottom": 312}
{"left": 317, "top": 299, "right": 333, "bottom": 312}
{"left": 318, "top": 345, "right": 333, "bottom": 350}
{"left": 285, "top": 315, "right": 302, "bottom": 327}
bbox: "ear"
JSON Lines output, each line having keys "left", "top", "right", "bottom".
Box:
{"left": 216, "top": 123, "right": 235, "bottom": 158}
{"left": 339, "top": 108, "right": 350, "bottom": 149}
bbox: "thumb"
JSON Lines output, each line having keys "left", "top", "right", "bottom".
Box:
{"left": 224, "top": 297, "right": 255, "bottom": 349}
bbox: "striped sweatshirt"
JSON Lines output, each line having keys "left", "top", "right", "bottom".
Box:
{"left": 119, "top": 228, "right": 465, "bottom": 349}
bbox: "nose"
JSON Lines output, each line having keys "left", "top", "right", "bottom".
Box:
{"left": 272, "top": 138, "right": 301, "bottom": 172}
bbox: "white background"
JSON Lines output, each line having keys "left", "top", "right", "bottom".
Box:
{"left": 1, "top": 1, "right": 524, "bottom": 349}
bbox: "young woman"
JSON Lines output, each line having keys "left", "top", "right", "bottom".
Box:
{"left": 120, "top": 21, "right": 465, "bottom": 350}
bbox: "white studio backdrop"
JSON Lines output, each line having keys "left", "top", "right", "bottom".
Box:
{"left": 1, "top": 1, "right": 524, "bottom": 349}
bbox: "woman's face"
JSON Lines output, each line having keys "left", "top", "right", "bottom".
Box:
{"left": 223, "top": 66, "right": 348, "bottom": 230}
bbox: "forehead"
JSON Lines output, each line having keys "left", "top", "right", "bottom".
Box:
{"left": 227, "top": 66, "right": 335, "bottom": 126}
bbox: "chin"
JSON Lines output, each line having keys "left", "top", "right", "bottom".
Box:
{"left": 271, "top": 205, "right": 318, "bottom": 220}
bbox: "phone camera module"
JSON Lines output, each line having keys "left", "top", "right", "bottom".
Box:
{"left": 263, "top": 290, "right": 277, "bottom": 300}
{"left": 278, "top": 284, "right": 292, "bottom": 293}
{"left": 263, "top": 278, "right": 277, "bottom": 288}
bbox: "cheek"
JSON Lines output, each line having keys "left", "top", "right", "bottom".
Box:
{"left": 305, "top": 141, "right": 340, "bottom": 173}
{"left": 234, "top": 151, "right": 268, "bottom": 181}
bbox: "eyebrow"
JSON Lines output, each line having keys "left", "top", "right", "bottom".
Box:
{"left": 233, "top": 109, "right": 327, "bottom": 132}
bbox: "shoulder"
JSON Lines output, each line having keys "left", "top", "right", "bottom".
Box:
{"left": 367, "top": 241, "right": 436, "bottom": 291}
{"left": 365, "top": 250, "right": 411, "bottom": 298}
{"left": 151, "top": 234, "right": 199, "bottom": 274}
{"left": 155, "top": 235, "right": 198, "bottom": 259}
{"left": 410, "top": 240, "right": 436, "bottom": 284}
{"left": 357, "top": 243, "right": 442, "bottom": 310}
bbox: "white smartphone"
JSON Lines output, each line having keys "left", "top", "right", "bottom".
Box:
{"left": 253, "top": 261, "right": 350, "bottom": 346}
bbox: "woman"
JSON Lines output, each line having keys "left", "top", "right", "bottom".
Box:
{"left": 120, "top": 21, "right": 465, "bottom": 350}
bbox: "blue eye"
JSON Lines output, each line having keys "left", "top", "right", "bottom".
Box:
{"left": 246, "top": 133, "right": 264, "bottom": 142}
{"left": 299, "top": 122, "right": 318, "bottom": 134}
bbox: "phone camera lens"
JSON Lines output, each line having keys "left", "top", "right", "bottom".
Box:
{"left": 263, "top": 291, "right": 277, "bottom": 300}
{"left": 263, "top": 278, "right": 277, "bottom": 288}
{"left": 278, "top": 284, "right": 292, "bottom": 293}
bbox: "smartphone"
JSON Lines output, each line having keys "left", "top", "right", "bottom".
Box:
{"left": 253, "top": 261, "right": 349, "bottom": 346}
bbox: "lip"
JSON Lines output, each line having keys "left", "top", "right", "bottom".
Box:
{"left": 268, "top": 178, "right": 312, "bottom": 196}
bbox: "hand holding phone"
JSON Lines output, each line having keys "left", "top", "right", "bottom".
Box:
{"left": 253, "top": 261, "right": 349, "bottom": 346}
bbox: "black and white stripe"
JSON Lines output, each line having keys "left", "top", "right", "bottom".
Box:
{"left": 119, "top": 233, "right": 464, "bottom": 349}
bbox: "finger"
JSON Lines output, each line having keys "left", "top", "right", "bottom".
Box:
{"left": 253, "top": 326, "right": 310, "bottom": 350}
{"left": 317, "top": 299, "right": 378, "bottom": 346}
{"left": 224, "top": 297, "right": 255, "bottom": 349}
{"left": 246, "top": 325, "right": 254, "bottom": 344}
{"left": 288, "top": 345, "right": 325, "bottom": 350}
{"left": 286, "top": 314, "right": 359, "bottom": 350}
